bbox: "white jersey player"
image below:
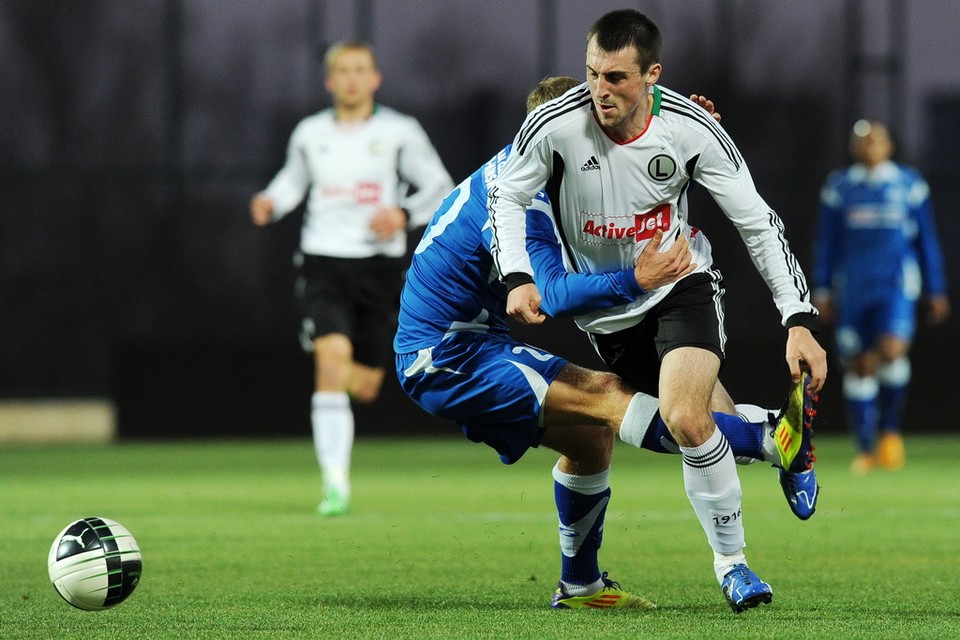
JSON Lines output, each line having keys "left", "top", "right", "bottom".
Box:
{"left": 493, "top": 80, "right": 815, "bottom": 335}
{"left": 396, "top": 76, "right": 819, "bottom": 612}
{"left": 260, "top": 104, "right": 451, "bottom": 259}
{"left": 488, "top": 10, "right": 827, "bottom": 613}
{"left": 250, "top": 41, "right": 453, "bottom": 517}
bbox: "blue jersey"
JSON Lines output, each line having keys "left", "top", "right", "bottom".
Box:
{"left": 395, "top": 145, "right": 644, "bottom": 464}
{"left": 813, "top": 160, "right": 946, "bottom": 302}
{"left": 395, "top": 145, "right": 644, "bottom": 354}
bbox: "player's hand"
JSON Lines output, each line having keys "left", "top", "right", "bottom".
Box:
{"left": 634, "top": 229, "right": 697, "bottom": 291}
{"left": 786, "top": 326, "right": 827, "bottom": 393}
{"left": 926, "top": 294, "right": 951, "bottom": 326}
{"left": 690, "top": 94, "right": 721, "bottom": 123}
{"left": 250, "top": 194, "right": 275, "bottom": 226}
{"left": 369, "top": 207, "right": 407, "bottom": 240}
{"left": 506, "top": 283, "right": 546, "bottom": 325}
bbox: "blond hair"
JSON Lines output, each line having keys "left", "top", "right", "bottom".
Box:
{"left": 526, "top": 76, "right": 580, "bottom": 113}
{"left": 323, "top": 41, "right": 378, "bottom": 72}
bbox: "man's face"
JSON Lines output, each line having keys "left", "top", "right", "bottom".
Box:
{"left": 585, "top": 36, "right": 660, "bottom": 135}
{"left": 852, "top": 124, "right": 893, "bottom": 167}
{"left": 325, "top": 48, "right": 381, "bottom": 109}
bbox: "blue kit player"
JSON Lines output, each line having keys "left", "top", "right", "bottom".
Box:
{"left": 395, "top": 77, "right": 818, "bottom": 613}
{"left": 814, "top": 119, "right": 950, "bottom": 473}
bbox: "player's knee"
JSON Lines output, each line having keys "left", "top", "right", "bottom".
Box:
{"left": 877, "top": 339, "right": 910, "bottom": 363}
{"left": 314, "top": 334, "right": 352, "bottom": 361}
{"left": 349, "top": 384, "right": 381, "bottom": 404}
{"left": 347, "top": 365, "right": 385, "bottom": 403}
{"left": 849, "top": 352, "right": 880, "bottom": 377}
{"left": 659, "top": 405, "right": 713, "bottom": 447}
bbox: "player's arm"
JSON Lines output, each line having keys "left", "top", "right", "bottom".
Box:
{"left": 257, "top": 125, "right": 312, "bottom": 222}
{"left": 490, "top": 137, "right": 553, "bottom": 324}
{"left": 718, "top": 179, "right": 827, "bottom": 390}
{"left": 911, "top": 182, "right": 950, "bottom": 325}
{"left": 912, "top": 182, "right": 948, "bottom": 298}
{"left": 527, "top": 204, "right": 640, "bottom": 317}
{"left": 527, "top": 205, "right": 696, "bottom": 317}
{"left": 811, "top": 181, "right": 844, "bottom": 323}
{"left": 396, "top": 119, "right": 455, "bottom": 229}
{"left": 694, "top": 136, "right": 826, "bottom": 391}
{"left": 701, "top": 163, "right": 819, "bottom": 323}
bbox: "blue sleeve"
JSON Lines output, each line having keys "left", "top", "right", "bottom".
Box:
{"left": 812, "top": 177, "right": 844, "bottom": 292}
{"left": 526, "top": 204, "right": 643, "bottom": 317}
{"left": 911, "top": 185, "right": 948, "bottom": 296}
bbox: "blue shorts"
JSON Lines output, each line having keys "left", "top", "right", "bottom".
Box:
{"left": 396, "top": 330, "right": 568, "bottom": 464}
{"left": 835, "top": 289, "right": 916, "bottom": 359}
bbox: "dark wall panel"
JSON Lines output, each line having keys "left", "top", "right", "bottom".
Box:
{"left": 2, "top": 0, "right": 957, "bottom": 437}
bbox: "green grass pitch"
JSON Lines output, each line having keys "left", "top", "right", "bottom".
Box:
{"left": 2, "top": 434, "right": 959, "bottom": 639}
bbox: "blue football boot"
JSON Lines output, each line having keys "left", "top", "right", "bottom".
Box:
{"left": 778, "top": 467, "right": 819, "bottom": 520}
{"left": 720, "top": 564, "right": 773, "bottom": 613}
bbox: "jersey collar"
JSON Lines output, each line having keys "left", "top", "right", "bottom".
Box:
{"left": 650, "top": 85, "right": 661, "bottom": 116}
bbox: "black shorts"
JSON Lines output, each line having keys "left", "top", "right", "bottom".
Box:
{"left": 588, "top": 271, "right": 726, "bottom": 396}
{"left": 296, "top": 254, "right": 405, "bottom": 368}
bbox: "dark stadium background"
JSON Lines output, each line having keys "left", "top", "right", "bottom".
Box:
{"left": 2, "top": 0, "right": 957, "bottom": 438}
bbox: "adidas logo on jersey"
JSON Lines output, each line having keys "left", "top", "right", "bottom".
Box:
{"left": 580, "top": 156, "right": 600, "bottom": 171}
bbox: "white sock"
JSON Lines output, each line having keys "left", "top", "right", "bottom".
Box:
{"left": 618, "top": 393, "right": 660, "bottom": 448}
{"left": 734, "top": 403, "right": 771, "bottom": 424}
{"left": 713, "top": 550, "right": 748, "bottom": 584}
{"left": 679, "top": 428, "right": 745, "bottom": 563}
{"left": 877, "top": 357, "right": 911, "bottom": 387}
{"left": 311, "top": 391, "right": 354, "bottom": 500}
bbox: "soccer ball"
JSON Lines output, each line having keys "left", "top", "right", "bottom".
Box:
{"left": 47, "top": 516, "right": 143, "bottom": 610}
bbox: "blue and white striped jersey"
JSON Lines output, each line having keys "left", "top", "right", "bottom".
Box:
{"left": 813, "top": 160, "right": 947, "bottom": 301}
{"left": 395, "top": 145, "right": 643, "bottom": 353}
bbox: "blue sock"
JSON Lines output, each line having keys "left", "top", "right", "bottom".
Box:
{"left": 846, "top": 397, "right": 879, "bottom": 452}
{"left": 640, "top": 412, "right": 675, "bottom": 453}
{"left": 877, "top": 358, "right": 910, "bottom": 436}
{"left": 642, "top": 411, "right": 764, "bottom": 459}
{"left": 844, "top": 373, "right": 880, "bottom": 453}
{"left": 878, "top": 383, "right": 908, "bottom": 435}
{"left": 553, "top": 464, "right": 609, "bottom": 587}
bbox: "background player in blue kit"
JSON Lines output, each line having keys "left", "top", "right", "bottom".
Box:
{"left": 813, "top": 120, "right": 950, "bottom": 474}
{"left": 396, "top": 77, "right": 818, "bottom": 612}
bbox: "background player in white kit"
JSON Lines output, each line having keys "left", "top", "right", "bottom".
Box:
{"left": 488, "top": 10, "right": 827, "bottom": 612}
{"left": 250, "top": 41, "right": 453, "bottom": 516}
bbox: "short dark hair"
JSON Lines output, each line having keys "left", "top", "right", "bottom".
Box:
{"left": 587, "top": 9, "right": 661, "bottom": 72}
{"left": 526, "top": 76, "right": 580, "bottom": 113}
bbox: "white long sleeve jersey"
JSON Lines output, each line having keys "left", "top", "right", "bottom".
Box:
{"left": 489, "top": 83, "right": 815, "bottom": 334}
{"left": 263, "top": 105, "right": 453, "bottom": 258}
